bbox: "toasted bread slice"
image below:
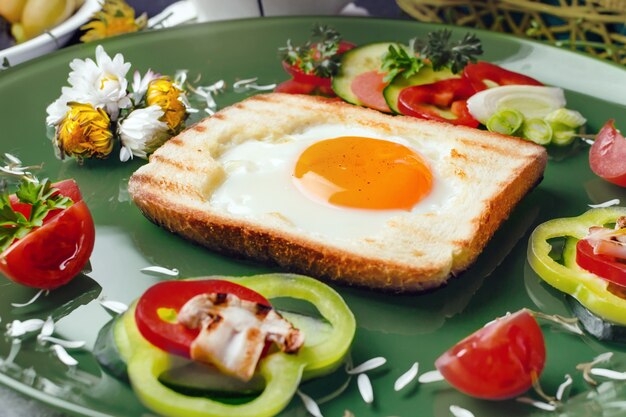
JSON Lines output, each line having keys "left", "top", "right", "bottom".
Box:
{"left": 129, "top": 93, "right": 547, "bottom": 292}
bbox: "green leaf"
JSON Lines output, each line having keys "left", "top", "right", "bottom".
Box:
{"left": 381, "top": 44, "right": 425, "bottom": 82}
{"left": 0, "top": 176, "right": 75, "bottom": 252}
{"left": 414, "top": 29, "right": 483, "bottom": 74}
{"left": 277, "top": 23, "right": 344, "bottom": 78}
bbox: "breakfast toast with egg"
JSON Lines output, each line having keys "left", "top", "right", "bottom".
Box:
{"left": 129, "top": 93, "right": 547, "bottom": 292}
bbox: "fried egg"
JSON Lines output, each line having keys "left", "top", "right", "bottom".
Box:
{"left": 210, "top": 124, "right": 457, "bottom": 239}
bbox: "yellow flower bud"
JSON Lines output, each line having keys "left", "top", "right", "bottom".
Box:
{"left": 146, "top": 78, "right": 187, "bottom": 133}
{"left": 56, "top": 103, "right": 113, "bottom": 160}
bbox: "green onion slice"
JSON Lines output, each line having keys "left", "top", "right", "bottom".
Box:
{"left": 522, "top": 118, "right": 553, "bottom": 145}
{"left": 486, "top": 108, "right": 524, "bottom": 136}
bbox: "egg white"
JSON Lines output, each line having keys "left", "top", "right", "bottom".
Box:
{"left": 209, "top": 124, "right": 458, "bottom": 240}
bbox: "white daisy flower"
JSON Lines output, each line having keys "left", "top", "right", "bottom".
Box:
{"left": 67, "top": 45, "right": 132, "bottom": 120}
{"left": 118, "top": 105, "right": 169, "bottom": 162}
{"left": 45, "top": 86, "right": 78, "bottom": 126}
{"left": 131, "top": 69, "right": 159, "bottom": 103}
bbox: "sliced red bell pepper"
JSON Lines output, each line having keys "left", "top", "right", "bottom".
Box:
{"left": 134, "top": 279, "right": 270, "bottom": 358}
{"left": 397, "top": 77, "right": 479, "bottom": 127}
{"left": 463, "top": 61, "right": 543, "bottom": 92}
{"left": 118, "top": 274, "right": 356, "bottom": 417}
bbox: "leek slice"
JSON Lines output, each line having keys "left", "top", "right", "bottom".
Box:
{"left": 522, "top": 118, "right": 553, "bottom": 145}
{"left": 486, "top": 108, "right": 523, "bottom": 135}
{"left": 467, "top": 85, "right": 566, "bottom": 124}
{"left": 545, "top": 108, "right": 586, "bottom": 128}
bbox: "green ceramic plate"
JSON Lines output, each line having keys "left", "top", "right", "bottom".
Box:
{"left": 1, "top": 16, "right": 626, "bottom": 417}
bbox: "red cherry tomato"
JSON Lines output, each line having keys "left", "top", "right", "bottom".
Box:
{"left": 282, "top": 61, "right": 332, "bottom": 89}
{"left": 397, "top": 78, "right": 479, "bottom": 127}
{"left": 589, "top": 120, "right": 626, "bottom": 187}
{"left": 135, "top": 279, "right": 271, "bottom": 358}
{"left": 435, "top": 310, "right": 546, "bottom": 400}
{"left": 275, "top": 79, "right": 318, "bottom": 95}
{"left": 0, "top": 180, "right": 95, "bottom": 289}
{"left": 463, "top": 61, "right": 543, "bottom": 92}
{"left": 350, "top": 70, "right": 391, "bottom": 112}
{"left": 280, "top": 41, "right": 355, "bottom": 92}
{"left": 576, "top": 238, "right": 626, "bottom": 287}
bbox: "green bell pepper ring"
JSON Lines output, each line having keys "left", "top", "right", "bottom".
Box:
{"left": 115, "top": 273, "right": 356, "bottom": 417}
{"left": 527, "top": 207, "right": 626, "bottom": 326}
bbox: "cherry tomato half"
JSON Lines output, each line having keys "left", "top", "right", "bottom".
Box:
{"left": 0, "top": 180, "right": 95, "bottom": 289}
{"left": 576, "top": 238, "right": 626, "bottom": 287}
{"left": 135, "top": 279, "right": 270, "bottom": 358}
{"left": 589, "top": 120, "right": 626, "bottom": 187}
{"left": 281, "top": 41, "right": 355, "bottom": 91}
{"left": 463, "top": 61, "right": 543, "bottom": 92}
{"left": 435, "top": 310, "right": 546, "bottom": 400}
{"left": 397, "top": 78, "right": 479, "bottom": 127}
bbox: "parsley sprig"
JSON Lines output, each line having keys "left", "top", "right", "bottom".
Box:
{"left": 415, "top": 30, "right": 483, "bottom": 73}
{"left": 381, "top": 29, "right": 483, "bottom": 80}
{"left": 0, "top": 178, "right": 73, "bottom": 252}
{"left": 381, "top": 44, "right": 425, "bottom": 82}
{"left": 279, "top": 24, "right": 343, "bottom": 78}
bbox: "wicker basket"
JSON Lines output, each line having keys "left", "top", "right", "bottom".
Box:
{"left": 396, "top": 0, "right": 626, "bottom": 65}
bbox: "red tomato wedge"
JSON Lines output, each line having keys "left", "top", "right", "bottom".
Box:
{"left": 0, "top": 179, "right": 95, "bottom": 289}
{"left": 279, "top": 40, "right": 355, "bottom": 96}
{"left": 351, "top": 70, "right": 391, "bottom": 112}
{"left": 135, "top": 280, "right": 271, "bottom": 358}
{"left": 274, "top": 79, "right": 318, "bottom": 95}
{"left": 282, "top": 61, "right": 333, "bottom": 89}
{"left": 397, "top": 78, "right": 479, "bottom": 127}
{"left": 589, "top": 120, "right": 626, "bottom": 187}
{"left": 576, "top": 238, "right": 626, "bottom": 287}
{"left": 435, "top": 310, "right": 546, "bottom": 400}
{"left": 463, "top": 61, "right": 543, "bottom": 92}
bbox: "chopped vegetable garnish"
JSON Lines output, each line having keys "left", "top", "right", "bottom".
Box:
{"left": 486, "top": 108, "right": 523, "bottom": 136}
{"left": 522, "top": 118, "right": 553, "bottom": 145}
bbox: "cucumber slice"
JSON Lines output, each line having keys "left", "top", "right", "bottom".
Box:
{"left": 383, "top": 66, "right": 457, "bottom": 114}
{"left": 159, "top": 359, "right": 266, "bottom": 398}
{"left": 93, "top": 317, "right": 129, "bottom": 381}
{"left": 95, "top": 304, "right": 336, "bottom": 396}
{"left": 562, "top": 237, "right": 626, "bottom": 342}
{"left": 332, "top": 42, "right": 401, "bottom": 106}
{"left": 568, "top": 296, "right": 626, "bottom": 342}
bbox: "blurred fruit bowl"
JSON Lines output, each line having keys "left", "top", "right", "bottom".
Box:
{"left": 0, "top": 0, "right": 100, "bottom": 67}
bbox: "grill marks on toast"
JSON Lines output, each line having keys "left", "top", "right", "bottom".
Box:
{"left": 129, "top": 93, "right": 547, "bottom": 292}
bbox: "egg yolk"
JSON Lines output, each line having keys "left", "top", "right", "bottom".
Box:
{"left": 293, "top": 136, "right": 433, "bottom": 210}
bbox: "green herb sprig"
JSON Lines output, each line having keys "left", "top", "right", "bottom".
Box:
{"left": 278, "top": 24, "right": 343, "bottom": 78}
{"left": 381, "top": 44, "right": 425, "bottom": 82}
{"left": 414, "top": 30, "right": 483, "bottom": 73}
{"left": 381, "top": 29, "right": 483, "bottom": 80}
{"left": 0, "top": 178, "right": 73, "bottom": 252}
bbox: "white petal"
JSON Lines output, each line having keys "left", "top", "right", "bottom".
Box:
{"left": 588, "top": 199, "right": 620, "bottom": 208}
{"left": 99, "top": 300, "right": 128, "bottom": 315}
{"left": 394, "top": 362, "right": 418, "bottom": 391}
{"left": 141, "top": 266, "right": 180, "bottom": 277}
{"left": 357, "top": 373, "right": 373, "bottom": 404}
{"left": 418, "top": 370, "right": 445, "bottom": 383}
{"left": 555, "top": 374, "right": 573, "bottom": 401}
{"left": 52, "top": 344, "right": 78, "bottom": 366}
{"left": 40, "top": 336, "right": 85, "bottom": 349}
{"left": 296, "top": 390, "right": 323, "bottom": 417}
{"left": 589, "top": 368, "right": 626, "bottom": 380}
{"left": 516, "top": 397, "right": 556, "bottom": 411}
{"left": 347, "top": 357, "right": 386, "bottom": 374}
{"left": 11, "top": 289, "right": 46, "bottom": 308}
{"left": 450, "top": 405, "right": 475, "bottom": 417}
{"left": 594, "top": 352, "right": 614, "bottom": 364}
{"left": 40, "top": 317, "right": 55, "bottom": 337}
